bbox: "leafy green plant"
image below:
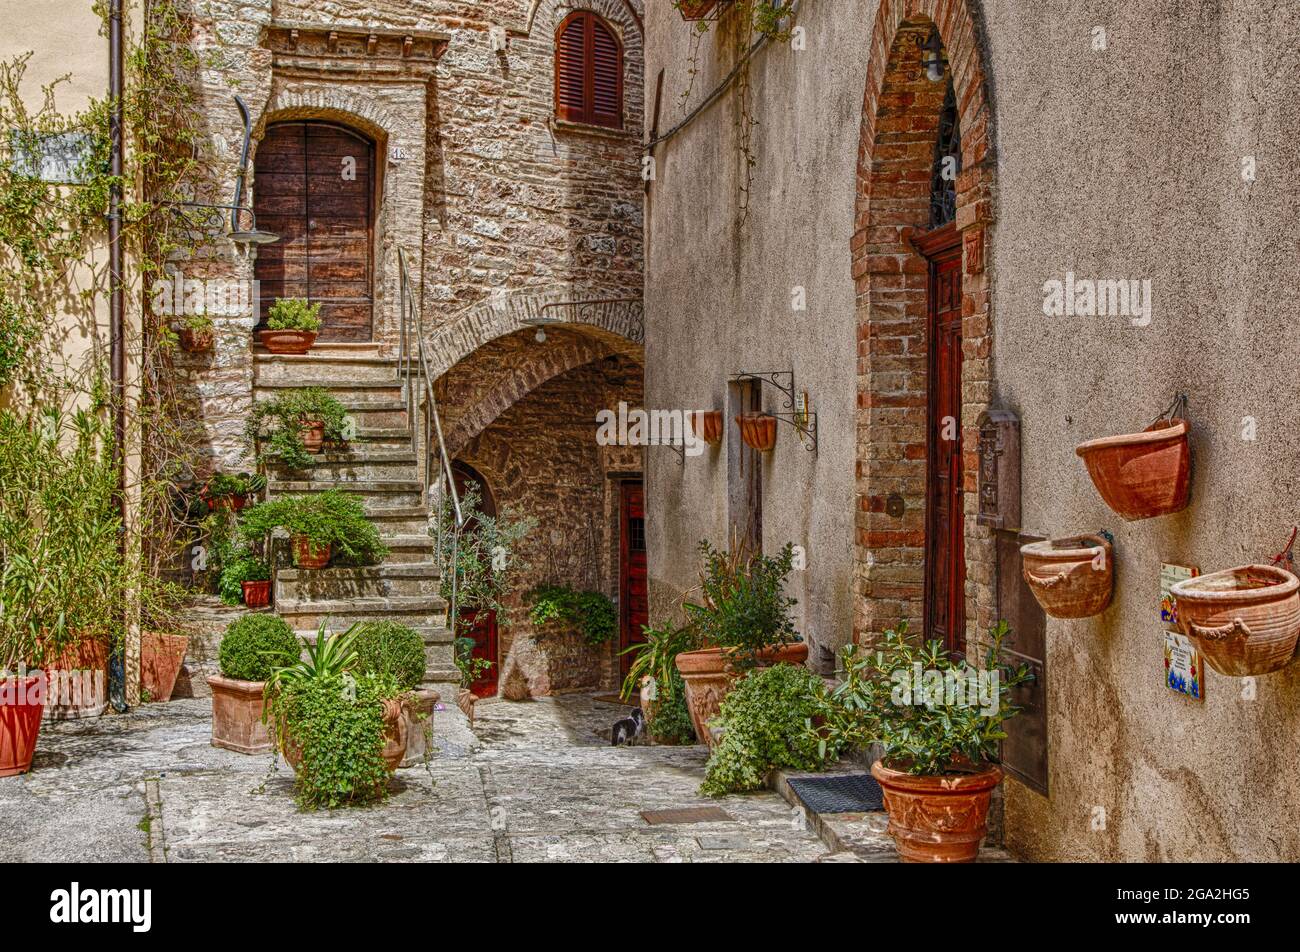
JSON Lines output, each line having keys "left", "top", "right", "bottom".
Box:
{"left": 245, "top": 387, "right": 349, "bottom": 469}
{"left": 204, "top": 471, "right": 265, "bottom": 500}
{"left": 648, "top": 667, "right": 696, "bottom": 745}
{"left": 217, "top": 614, "right": 300, "bottom": 683}
{"left": 701, "top": 663, "right": 841, "bottom": 796}
{"left": 352, "top": 621, "right": 426, "bottom": 692}
{"left": 454, "top": 635, "right": 493, "bottom": 690}
{"left": 685, "top": 539, "right": 799, "bottom": 670}
{"left": 179, "top": 313, "right": 214, "bottom": 332}
{"left": 266, "top": 297, "right": 322, "bottom": 332}
{"left": 217, "top": 548, "right": 270, "bottom": 606}
{"left": 239, "top": 489, "right": 388, "bottom": 565}
{"left": 619, "top": 620, "right": 699, "bottom": 700}
{"left": 528, "top": 584, "right": 617, "bottom": 647}
{"left": 819, "top": 620, "right": 1035, "bottom": 776}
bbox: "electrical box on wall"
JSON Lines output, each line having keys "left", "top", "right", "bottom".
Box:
{"left": 977, "top": 406, "right": 1021, "bottom": 531}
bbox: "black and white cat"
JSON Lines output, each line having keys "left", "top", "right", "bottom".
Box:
{"left": 610, "top": 706, "right": 646, "bottom": 746}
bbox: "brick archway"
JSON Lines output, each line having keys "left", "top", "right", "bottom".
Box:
{"left": 852, "top": 0, "right": 996, "bottom": 646}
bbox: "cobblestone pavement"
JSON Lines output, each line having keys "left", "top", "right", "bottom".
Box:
{"left": 0, "top": 691, "right": 834, "bottom": 863}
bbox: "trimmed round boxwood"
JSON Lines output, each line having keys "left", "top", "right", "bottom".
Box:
{"left": 219, "top": 614, "right": 301, "bottom": 683}
{"left": 351, "top": 621, "right": 426, "bottom": 691}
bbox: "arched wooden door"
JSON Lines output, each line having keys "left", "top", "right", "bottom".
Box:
{"left": 253, "top": 121, "right": 374, "bottom": 342}
{"left": 453, "top": 462, "right": 499, "bottom": 697}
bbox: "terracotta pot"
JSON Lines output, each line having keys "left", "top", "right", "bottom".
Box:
{"left": 0, "top": 675, "right": 46, "bottom": 777}
{"left": 400, "top": 688, "right": 439, "bottom": 768}
{"left": 1020, "top": 534, "right": 1114, "bottom": 619}
{"left": 141, "top": 630, "right": 188, "bottom": 703}
{"left": 42, "top": 639, "right": 109, "bottom": 721}
{"left": 207, "top": 492, "right": 248, "bottom": 513}
{"left": 1171, "top": 564, "right": 1300, "bottom": 676}
{"left": 735, "top": 412, "right": 778, "bottom": 452}
{"left": 299, "top": 419, "right": 325, "bottom": 454}
{"left": 677, "top": 0, "right": 719, "bottom": 19}
{"left": 871, "top": 760, "right": 1003, "bottom": 863}
{"left": 691, "top": 410, "right": 724, "bottom": 446}
{"left": 1075, "top": 418, "right": 1191, "bottom": 521}
{"left": 457, "top": 688, "right": 476, "bottom": 727}
{"left": 292, "top": 535, "right": 331, "bottom": 569}
{"left": 281, "top": 695, "right": 407, "bottom": 774}
{"left": 242, "top": 579, "right": 271, "bottom": 608}
{"left": 258, "top": 329, "right": 317, "bottom": 355}
{"left": 178, "top": 327, "right": 214, "bottom": 352}
{"left": 208, "top": 674, "right": 272, "bottom": 754}
{"left": 675, "top": 641, "right": 809, "bottom": 748}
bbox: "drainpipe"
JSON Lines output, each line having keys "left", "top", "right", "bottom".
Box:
{"left": 108, "top": 0, "right": 129, "bottom": 712}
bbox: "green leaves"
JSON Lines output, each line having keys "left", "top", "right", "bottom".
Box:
{"left": 266, "top": 298, "right": 322, "bottom": 332}
{"left": 351, "top": 621, "right": 426, "bottom": 692}
{"left": 238, "top": 489, "right": 388, "bottom": 564}
{"left": 218, "top": 614, "right": 299, "bottom": 683}
{"left": 686, "top": 539, "right": 799, "bottom": 669}
{"left": 244, "top": 388, "right": 349, "bottom": 470}
{"left": 528, "top": 585, "right": 617, "bottom": 647}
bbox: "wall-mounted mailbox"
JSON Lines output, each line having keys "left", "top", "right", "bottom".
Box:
{"left": 976, "top": 406, "right": 1021, "bottom": 531}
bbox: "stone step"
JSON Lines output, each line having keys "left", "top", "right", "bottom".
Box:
{"left": 267, "top": 479, "right": 425, "bottom": 510}
{"left": 253, "top": 352, "right": 401, "bottom": 385}
{"left": 376, "top": 535, "right": 437, "bottom": 563}
{"left": 253, "top": 378, "right": 407, "bottom": 404}
{"left": 366, "top": 506, "right": 432, "bottom": 537}
{"left": 352, "top": 426, "right": 417, "bottom": 450}
{"left": 331, "top": 400, "right": 411, "bottom": 430}
{"left": 276, "top": 562, "right": 443, "bottom": 601}
{"left": 276, "top": 594, "right": 448, "bottom": 632}
{"left": 268, "top": 448, "right": 420, "bottom": 482}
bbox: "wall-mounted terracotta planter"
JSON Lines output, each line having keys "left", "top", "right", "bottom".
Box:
{"left": 677, "top": 0, "right": 720, "bottom": 20}
{"left": 299, "top": 419, "right": 325, "bottom": 454}
{"left": 691, "top": 410, "right": 723, "bottom": 446}
{"left": 242, "top": 579, "right": 271, "bottom": 608}
{"left": 735, "top": 412, "right": 778, "bottom": 452}
{"left": 1075, "top": 419, "right": 1190, "bottom": 521}
{"left": 141, "top": 630, "right": 189, "bottom": 703}
{"left": 871, "top": 761, "right": 1003, "bottom": 863}
{"left": 208, "top": 674, "right": 272, "bottom": 753}
{"left": 291, "top": 535, "right": 331, "bottom": 569}
{"left": 675, "top": 641, "right": 809, "bottom": 748}
{"left": 178, "top": 327, "right": 214, "bottom": 353}
{"left": 0, "top": 674, "right": 45, "bottom": 777}
{"left": 1020, "top": 534, "right": 1114, "bottom": 619}
{"left": 258, "top": 329, "right": 317, "bottom": 355}
{"left": 1171, "top": 564, "right": 1300, "bottom": 677}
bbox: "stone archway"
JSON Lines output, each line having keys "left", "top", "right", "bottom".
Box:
{"left": 851, "top": 0, "right": 996, "bottom": 647}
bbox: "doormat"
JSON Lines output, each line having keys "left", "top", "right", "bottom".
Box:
{"left": 640, "top": 807, "right": 733, "bottom": 825}
{"left": 787, "top": 774, "right": 884, "bottom": 813}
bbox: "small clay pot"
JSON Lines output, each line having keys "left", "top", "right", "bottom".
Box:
{"left": 178, "top": 327, "right": 214, "bottom": 353}
{"left": 241, "top": 579, "right": 271, "bottom": 608}
{"left": 42, "top": 638, "right": 109, "bottom": 721}
{"left": 1020, "top": 534, "right": 1114, "bottom": 619}
{"left": 735, "top": 412, "right": 777, "bottom": 452}
{"left": 258, "top": 329, "right": 317, "bottom": 355}
{"left": 871, "top": 760, "right": 1003, "bottom": 863}
{"left": 208, "top": 675, "right": 272, "bottom": 754}
{"left": 691, "top": 410, "right": 723, "bottom": 446}
{"left": 1075, "top": 418, "right": 1191, "bottom": 521}
{"left": 1171, "top": 564, "right": 1300, "bottom": 677}
{"left": 400, "top": 689, "right": 440, "bottom": 768}
{"left": 141, "top": 630, "right": 189, "bottom": 703}
{"left": 675, "top": 642, "right": 809, "bottom": 748}
{"left": 457, "top": 688, "right": 476, "bottom": 727}
{"left": 206, "top": 493, "right": 248, "bottom": 513}
{"left": 677, "top": 0, "right": 719, "bottom": 19}
{"left": 291, "top": 535, "right": 331, "bottom": 569}
{"left": 299, "top": 419, "right": 325, "bottom": 454}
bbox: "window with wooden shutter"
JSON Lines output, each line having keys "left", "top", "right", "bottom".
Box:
{"left": 554, "top": 11, "right": 623, "bottom": 129}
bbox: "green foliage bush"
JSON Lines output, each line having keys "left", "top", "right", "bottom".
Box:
{"left": 700, "top": 663, "right": 841, "bottom": 796}
{"left": 648, "top": 667, "right": 696, "bottom": 745}
{"left": 239, "top": 489, "right": 388, "bottom": 565}
{"left": 267, "top": 297, "right": 322, "bottom": 332}
{"left": 352, "top": 621, "right": 426, "bottom": 692}
{"left": 217, "top": 549, "right": 269, "bottom": 606}
{"left": 218, "top": 614, "right": 300, "bottom": 682}
{"left": 528, "top": 584, "right": 617, "bottom": 647}
{"left": 686, "top": 540, "right": 798, "bottom": 670}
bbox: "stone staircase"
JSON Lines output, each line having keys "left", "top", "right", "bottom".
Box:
{"left": 253, "top": 343, "right": 458, "bottom": 689}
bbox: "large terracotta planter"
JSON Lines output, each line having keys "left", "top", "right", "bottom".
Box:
{"left": 400, "top": 688, "right": 439, "bottom": 768}
{"left": 292, "top": 535, "right": 331, "bottom": 569}
{"left": 735, "top": 412, "right": 778, "bottom": 452}
{"left": 691, "top": 410, "right": 723, "bottom": 446}
{"left": 258, "top": 329, "right": 317, "bottom": 355}
{"left": 208, "top": 674, "right": 272, "bottom": 754}
{"left": 299, "top": 419, "right": 325, "bottom": 454}
{"left": 1170, "top": 564, "right": 1300, "bottom": 677}
{"left": 141, "top": 630, "right": 188, "bottom": 703}
{"left": 1, "top": 674, "right": 46, "bottom": 777}
{"left": 871, "top": 760, "right": 1003, "bottom": 863}
{"left": 242, "top": 579, "right": 271, "bottom": 608}
{"left": 42, "top": 639, "right": 109, "bottom": 721}
{"left": 178, "top": 327, "right": 214, "bottom": 353}
{"left": 1020, "top": 534, "right": 1114, "bottom": 619}
{"left": 1075, "top": 418, "right": 1191, "bottom": 521}
{"left": 675, "top": 641, "right": 809, "bottom": 748}
{"left": 282, "top": 696, "right": 408, "bottom": 774}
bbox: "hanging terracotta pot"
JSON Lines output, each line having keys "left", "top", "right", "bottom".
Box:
{"left": 870, "top": 761, "right": 1003, "bottom": 863}
{"left": 675, "top": 642, "right": 809, "bottom": 748}
{"left": 299, "top": 418, "right": 325, "bottom": 454}
{"left": 141, "top": 630, "right": 189, "bottom": 703}
{"left": 258, "top": 329, "right": 317, "bottom": 355}
{"left": 291, "top": 535, "right": 331, "bottom": 569}
{"left": 178, "top": 327, "right": 214, "bottom": 353}
{"left": 1020, "top": 534, "right": 1114, "bottom": 619}
{"left": 0, "top": 674, "right": 46, "bottom": 777}
{"left": 1170, "top": 564, "right": 1300, "bottom": 676}
{"left": 677, "top": 0, "right": 719, "bottom": 20}
{"left": 735, "top": 412, "right": 777, "bottom": 452}
{"left": 241, "top": 579, "right": 271, "bottom": 608}
{"left": 691, "top": 410, "right": 724, "bottom": 446}
{"left": 1075, "top": 418, "right": 1191, "bottom": 521}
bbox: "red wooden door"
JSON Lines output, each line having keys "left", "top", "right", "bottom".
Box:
{"left": 452, "top": 463, "right": 498, "bottom": 697}
{"left": 922, "top": 226, "right": 965, "bottom": 654}
{"left": 619, "top": 481, "right": 648, "bottom": 681}
{"left": 254, "top": 122, "right": 374, "bottom": 341}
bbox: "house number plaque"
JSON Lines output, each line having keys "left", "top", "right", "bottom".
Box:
{"left": 976, "top": 407, "right": 1021, "bottom": 531}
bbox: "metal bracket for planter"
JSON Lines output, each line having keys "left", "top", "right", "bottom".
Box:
{"left": 728, "top": 369, "right": 818, "bottom": 454}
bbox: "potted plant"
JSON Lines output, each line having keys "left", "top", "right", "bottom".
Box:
{"left": 691, "top": 410, "right": 723, "bottom": 446}
{"left": 1020, "top": 533, "right": 1114, "bottom": 618}
{"left": 264, "top": 622, "right": 410, "bottom": 808}
{"left": 620, "top": 621, "right": 700, "bottom": 745}
{"left": 0, "top": 669, "right": 46, "bottom": 776}
{"left": 177, "top": 314, "right": 215, "bottom": 352}
{"left": 352, "top": 620, "right": 438, "bottom": 768}
{"left": 201, "top": 471, "right": 265, "bottom": 512}
{"left": 259, "top": 297, "right": 322, "bottom": 355}
{"left": 735, "top": 412, "right": 777, "bottom": 452}
{"left": 246, "top": 387, "right": 349, "bottom": 467}
{"left": 217, "top": 547, "right": 271, "bottom": 607}
{"left": 1171, "top": 564, "right": 1300, "bottom": 676}
{"left": 1075, "top": 403, "right": 1191, "bottom": 521}
{"left": 208, "top": 614, "right": 301, "bottom": 754}
{"left": 239, "top": 489, "right": 389, "bottom": 570}
{"left": 453, "top": 636, "right": 490, "bottom": 726}
{"left": 819, "top": 620, "right": 1033, "bottom": 862}
{"left": 674, "top": 540, "right": 807, "bottom": 747}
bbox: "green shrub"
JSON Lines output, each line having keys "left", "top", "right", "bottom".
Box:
{"left": 648, "top": 667, "right": 696, "bottom": 745}
{"left": 239, "top": 489, "right": 388, "bottom": 565}
{"left": 218, "top": 614, "right": 300, "bottom": 682}
{"left": 267, "top": 297, "right": 322, "bottom": 332}
{"left": 352, "top": 621, "right": 426, "bottom": 691}
{"left": 528, "top": 584, "right": 617, "bottom": 647}
{"left": 701, "top": 663, "right": 842, "bottom": 796}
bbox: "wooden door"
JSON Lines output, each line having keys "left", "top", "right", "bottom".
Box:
{"left": 452, "top": 463, "right": 498, "bottom": 697}
{"left": 619, "top": 481, "right": 648, "bottom": 681}
{"left": 253, "top": 122, "right": 374, "bottom": 342}
{"left": 920, "top": 225, "right": 965, "bottom": 653}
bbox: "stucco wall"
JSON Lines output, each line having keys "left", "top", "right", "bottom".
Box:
{"left": 644, "top": 0, "right": 1300, "bottom": 861}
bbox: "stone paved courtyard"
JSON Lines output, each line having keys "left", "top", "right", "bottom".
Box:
{"left": 0, "top": 691, "right": 837, "bottom": 863}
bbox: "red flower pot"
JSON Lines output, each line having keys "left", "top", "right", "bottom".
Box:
{"left": 691, "top": 410, "right": 723, "bottom": 446}
{"left": 141, "top": 630, "right": 189, "bottom": 703}
{"left": 206, "top": 492, "right": 248, "bottom": 513}
{"left": 735, "top": 412, "right": 777, "bottom": 452}
{"left": 292, "top": 535, "right": 331, "bottom": 569}
{"left": 258, "top": 329, "right": 317, "bottom": 355}
{"left": 43, "top": 639, "right": 109, "bottom": 720}
{"left": 1, "top": 674, "right": 46, "bottom": 777}
{"left": 1075, "top": 418, "right": 1191, "bottom": 521}
{"left": 871, "top": 760, "right": 1003, "bottom": 863}
{"left": 299, "top": 419, "right": 325, "bottom": 454}
{"left": 242, "top": 579, "right": 271, "bottom": 608}
{"left": 178, "top": 327, "right": 214, "bottom": 352}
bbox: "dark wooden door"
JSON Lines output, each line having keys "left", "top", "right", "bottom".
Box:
{"left": 619, "top": 481, "right": 648, "bottom": 681}
{"left": 452, "top": 462, "right": 498, "bottom": 697}
{"left": 921, "top": 225, "right": 965, "bottom": 653}
{"left": 253, "top": 122, "right": 374, "bottom": 342}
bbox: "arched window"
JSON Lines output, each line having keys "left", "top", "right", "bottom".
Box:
{"left": 555, "top": 11, "right": 623, "bottom": 129}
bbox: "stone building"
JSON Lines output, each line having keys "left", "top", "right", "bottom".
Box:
{"left": 643, "top": 0, "right": 1300, "bottom": 861}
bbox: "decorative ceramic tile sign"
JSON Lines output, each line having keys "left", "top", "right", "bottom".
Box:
{"left": 1164, "top": 629, "right": 1205, "bottom": 701}
{"left": 1159, "top": 562, "right": 1199, "bottom": 628}
{"left": 7, "top": 130, "right": 94, "bottom": 184}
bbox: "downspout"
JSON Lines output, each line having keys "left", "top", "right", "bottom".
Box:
{"left": 108, "top": 0, "right": 129, "bottom": 712}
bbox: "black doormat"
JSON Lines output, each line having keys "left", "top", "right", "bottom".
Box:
{"left": 787, "top": 774, "right": 884, "bottom": 813}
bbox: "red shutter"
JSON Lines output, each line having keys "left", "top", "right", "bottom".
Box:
{"left": 591, "top": 20, "right": 622, "bottom": 128}
{"left": 555, "top": 15, "right": 588, "bottom": 122}
{"left": 554, "top": 12, "right": 622, "bottom": 129}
